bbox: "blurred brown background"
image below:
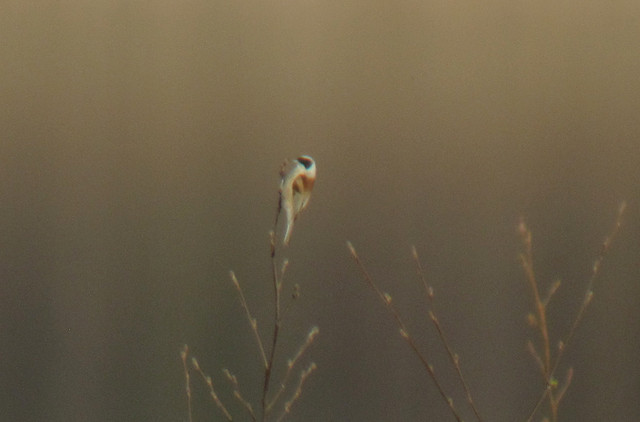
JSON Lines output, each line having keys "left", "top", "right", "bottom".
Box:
{"left": 1, "top": 1, "right": 639, "bottom": 421}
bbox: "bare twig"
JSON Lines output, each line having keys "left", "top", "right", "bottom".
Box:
{"left": 230, "top": 271, "right": 268, "bottom": 369}
{"left": 412, "top": 246, "right": 484, "bottom": 422}
{"left": 181, "top": 345, "right": 193, "bottom": 422}
{"left": 267, "top": 326, "right": 319, "bottom": 412}
{"left": 262, "top": 231, "right": 283, "bottom": 421}
{"left": 277, "top": 362, "right": 318, "bottom": 422}
{"left": 191, "top": 357, "right": 233, "bottom": 421}
{"left": 524, "top": 201, "right": 626, "bottom": 422}
{"left": 518, "top": 222, "right": 552, "bottom": 379}
{"left": 556, "top": 367, "right": 574, "bottom": 404}
{"left": 526, "top": 340, "right": 545, "bottom": 375}
{"left": 347, "top": 241, "right": 464, "bottom": 422}
{"left": 223, "top": 368, "right": 257, "bottom": 421}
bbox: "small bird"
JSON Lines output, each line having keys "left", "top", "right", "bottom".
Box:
{"left": 278, "top": 155, "right": 316, "bottom": 245}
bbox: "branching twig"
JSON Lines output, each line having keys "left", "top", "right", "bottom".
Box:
{"left": 277, "top": 362, "right": 318, "bottom": 422}
{"left": 231, "top": 271, "right": 269, "bottom": 369}
{"left": 347, "top": 241, "right": 464, "bottom": 422}
{"left": 518, "top": 223, "right": 552, "bottom": 378}
{"left": 191, "top": 357, "right": 233, "bottom": 421}
{"left": 556, "top": 367, "right": 574, "bottom": 405}
{"left": 223, "top": 368, "right": 257, "bottom": 421}
{"left": 526, "top": 340, "right": 545, "bottom": 375}
{"left": 523, "top": 201, "right": 626, "bottom": 422}
{"left": 262, "top": 231, "right": 283, "bottom": 421}
{"left": 412, "top": 246, "right": 484, "bottom": 422}
{"left": 267, "top": 326, "right": 319, "bottom": 412}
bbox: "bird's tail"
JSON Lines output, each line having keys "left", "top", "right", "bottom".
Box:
{"left": 282, "top": 210, "right": 294, "bottom": 246}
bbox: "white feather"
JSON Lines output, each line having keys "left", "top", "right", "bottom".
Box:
{"left": 279, "top": 156, "right": 316, "bottom": 245}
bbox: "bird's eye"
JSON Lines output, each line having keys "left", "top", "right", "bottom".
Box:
{"left": 297, "top": 156, "right": 313, "bottom": 169}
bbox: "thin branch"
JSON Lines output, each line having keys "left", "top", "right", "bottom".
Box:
{"left": 267, "top": 326, "right": 319, "bottom": 412}
{"left": 518, "top": 221, "right": 551, "bottom": 377}
{"left": 223, "top": 368, "right": 257, "bottom": 421}
{"left": 413, "top": 246, "right": 485, "bottom": 422}
{"left": 262, "top": 231, "right": 282, "bottom": 421}
{"left": 348, "top": 241, "right": 464, "bottom": 422}
{"left": 526, "top": 340, "right": 545, "bottom": 376}
{"left": 527, "top": 384, "right": 552, "bottom": 422}
{"left": 276, "top": 362, "right": 318, "bottom": 422}
{"left": 551, "top": 202, "right": 624, "bottom": 405}
{"left": 554, "top": 202, "right": 626, "bottom": 371}
{"left": 556, "top": 367, "right": 574, "bottom": 404}
{"left": 542, "top": 280, "right": 562, "bottom": 308}
{"left": 181, "top": 345, "right": 193, "bottom": 422}
{"left": 191, "top": 357, "right": 233, "bottom": 421}
{"left": 524, "top": 201, "right": 627, "bottom": 422}
{"left": 230, "top": 271, "right": 268, "bottom": 369}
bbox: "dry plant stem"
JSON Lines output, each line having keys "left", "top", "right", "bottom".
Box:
{"left": 519, "top": 230, "right": 552, "bottom": 376}
{"left": 267, "top": 326, "right": 319, "bottom": 413}
{"left": 519, "top": 221, "right": 563, "bottom": 422}
{"left": 347, "top": 242, "right": 464, "bottom": 422}
{"left": 555, "top": 367, "right": 573, "bottom": 405}
{"left": 412, "top": 247, "right": 484, "bottom": 422}
{"left": 526, "top": 341, "right": 545, "bottom": 375}
{"left": 191, "top": 357, "right": 233, "bottom": 421}
{"left": 276, "top": 362, "right": 318, "bottom": 422}
{"left": 231, "top": 271, "right": 269, "bottom": 369}
{"left": 262, "top": 233, "right": 282, "bottom": 421}
{"left": 181, "top": 345, "right": 193, "bottom": 422}
{"left": 224, "top": 368, "right": 257, "bottom": 421}
{"left": 524, "top": 201, "right": 626, "bottom": 422}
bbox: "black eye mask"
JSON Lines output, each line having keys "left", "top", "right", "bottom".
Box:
{"left": 297, "top": 157, "right": 313, "bottom": 169}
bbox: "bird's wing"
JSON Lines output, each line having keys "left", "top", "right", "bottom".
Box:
{"left": 280, "top": 161, "right": 305, "bottom": 245}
